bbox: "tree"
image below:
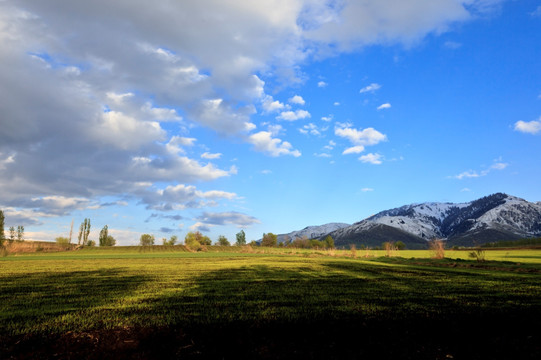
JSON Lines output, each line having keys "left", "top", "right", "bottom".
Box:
{"left": 78, "top": 218, "right": 91, "bottom": 246}
{"left": 217, "top": 235, "right": 230, "bottom": 246}
{"left": 185, "top": 231, "right": 202, "bottom": 250}
{"left": 99, "top": 226, "right": 116, "bottom": 246}
{"left": 16, "top": 226, "right": 24, "bottom": 241}
{"left": 163, "top": 235, "right": 177, "bottom": 246}
{"left": 395, "top": 241, "right": 406, "bottom": 250}
{"left": 139, "top": 234, "right": 155, "bottom": 246}
{"left": 0, "top": 210, "right": 5, "bottom": 247}
{"left": 261, "top": 233, "right": 277, "bottom": 247}
{"left": 235, "top": 230, "right": 246, "bottom": 246}
{"left": 9, "top": 226, "right": 16, "bottom": 243}
{"left": 105, "top": 235, "right": 116, "bottom": 246}
{"left": 324, "top": 235, "right": 335, "bottom": 249}
{"left": 99, "top": 225, "right": 109, "bottom": 246}
{"left": 69, "top": 219, "right": 74, "bottom": 244}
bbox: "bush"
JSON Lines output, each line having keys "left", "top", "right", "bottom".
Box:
{"left": 429, "top": 239, "right": 445, "bottom": 259}
{"left": 469, "top": 248, "right": 486, "bottom": 262}
{"left": 55, "top": 237, "right": 71, "bottom": 247}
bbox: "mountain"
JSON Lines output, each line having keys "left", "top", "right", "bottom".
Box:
{"left": 273, "top": 223, "right": 350, "bottom": 244}
{"left": 322, "top": 193, "right": 541, "bottom": 248}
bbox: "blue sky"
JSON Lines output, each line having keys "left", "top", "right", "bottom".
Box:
{"left": 1, "top": 0, "right": 540, "bottom": 245}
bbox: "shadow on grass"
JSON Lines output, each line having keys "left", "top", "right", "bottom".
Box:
{"left": 1, "top": 261, "right": 540, "bottom": 359}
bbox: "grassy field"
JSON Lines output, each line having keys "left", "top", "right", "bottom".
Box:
{"left": 1, "top": 246, "right": 540, "bottom": 359}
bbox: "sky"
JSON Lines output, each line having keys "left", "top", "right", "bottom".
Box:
{"left": 1, "top": 0, "right": 540, "bottom": 245}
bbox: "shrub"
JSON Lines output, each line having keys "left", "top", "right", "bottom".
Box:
{"left": 383, "top": 241, "right": 396, "bottom": 257}
{"left": 469, "top": 248, "right": 486, "bottom": 262}
{"left": 55, "top": 237, "right": 71, "bottom": 248}
{"left": 350, "top": 244, "right": 357, "bottom": 258}
{"left": 429, "top": 239, "right": 445, "bottom": 259}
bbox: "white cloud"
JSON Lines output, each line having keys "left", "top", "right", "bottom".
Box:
{"left": 452, "top": 159, "right": 509, "bottom": 179}
{"left": 361, "top": 188, "right": 374, "bottom": 192}
{"left": 277, "top": 109, "right": 311, "bottom": 121}
{"left": 334, "top": 102, "right": 340, "bottom": 106}
{"left": 323, "top": 140, "right": 336, "bottom": 150}
{"left": 289, "top": 95, "right": 306, "bottom": 105}
{"left": 359, "top": 83, "right": 381, "bottom": 94}
{"left": 531, "top": 6, "right": 541, "bottom": 17}
{"left": 454, "top": 170, "right": 481, "bottom": 180}
{"left": 343, "top": 146, "right": 365, "bottom": 155}
{"left": 248, "top": 131, "right": 301, "bottom": 157}
{"left": 299, "top": 123, "right": 321, "bottom": 136}
{"left": 359, "top": 153, "right": 383, "bottom": 165}
{"left": 335, "top": 126, "right": 387, "bottom": 148}
{"left": 96, "top": 111, "right": 166, "bottom": 150}
{"left": 201, "top": 152, "right": 222, "bottom": 160}
{"left": 314, "top": 153, "right": 332, "bottom": 158}
{"left": 460, "top": 188, "right": 471, "bottom": 192}
{"left": 514, "top": 119, "right": 541, "bottom": 134}
{"left": 377, "top": 103, "right": 391, "bottom": 110}
{"left": 262, "top": 95, "right": 286, "bottom": 113}
{"left": 191, "top": 98, "right": 256, "bottom": 134}
{"left": 318, "top": 81, "right": 328, "bottom": 88}
{"left": 321, "top": 115, "right": 333, "bottom": 122}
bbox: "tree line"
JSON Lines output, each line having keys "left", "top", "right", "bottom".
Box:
{"left": 0, "top": 210, "right": 25, "bottom": 249}
{"left": 55, "top": 218, "right": 116, "bottom": 247}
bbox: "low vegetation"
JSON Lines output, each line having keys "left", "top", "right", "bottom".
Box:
{"left": 0, "top": 246, "right": 539, "bottom": 359}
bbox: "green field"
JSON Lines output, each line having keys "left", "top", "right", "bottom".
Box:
{"left": 1, "top": 247, "right": 540, "bottom": 359}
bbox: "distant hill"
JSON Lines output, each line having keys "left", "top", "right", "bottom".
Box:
{"left": 321, "top": 193, "right": 541, "bottom": 248}
{"left": 266, "top": 223, "right": 351, "bottom": 244}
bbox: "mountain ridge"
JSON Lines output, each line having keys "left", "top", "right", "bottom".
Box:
{"left": 271, "top": 193, "right": 540, "bottom": 248}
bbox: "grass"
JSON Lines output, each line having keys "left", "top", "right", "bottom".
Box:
{"left": 1, "top": 246, "right": 540, "bottom": 359}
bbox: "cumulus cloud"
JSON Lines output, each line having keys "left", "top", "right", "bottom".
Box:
{"left": 248, "top": 131, "right": 301, "bottom": 157}
{"left": 289, "top": 95, "right": 306, "bottom": 105}
{"left": 138, "top": 184, "right": 237, "bottom": 211}
{"left": 277, "top": 109, "right": 311, "bottom": 121}
{"left": 317, "top": 81, "right": 328, "bottom": 87}
{"left": 302, "top": 0, "right": 502, "bottom": 51}
{"left": 359, "top": 153, "right": 383, "bottom": 165}
{"left": 194, "top": 211, "right": 261, "bottom": 227}
{"left": 377, "top": 103, "right": 391, "bottom": 110}
{"left": 262, "top": 95, "right": 286, "bottom": 113}
{"left": 359, "top": 83, "right": 382, "bottom": 94}
{"left": 514, "top": 119, "right": 541, "bottom": 134}
{"left": 335, "top": 125, "right": 387, "bottom": 151}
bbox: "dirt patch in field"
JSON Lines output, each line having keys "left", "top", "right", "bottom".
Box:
{"left": 4, "top": 241, "right": 74, "bottom": 254}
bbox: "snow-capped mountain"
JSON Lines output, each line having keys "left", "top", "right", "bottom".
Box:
{"left": 323, "top": 193, "right": 541, "bottom": 248}
{"left": 273, "top": 223, "right": 350, "bottom": 244}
